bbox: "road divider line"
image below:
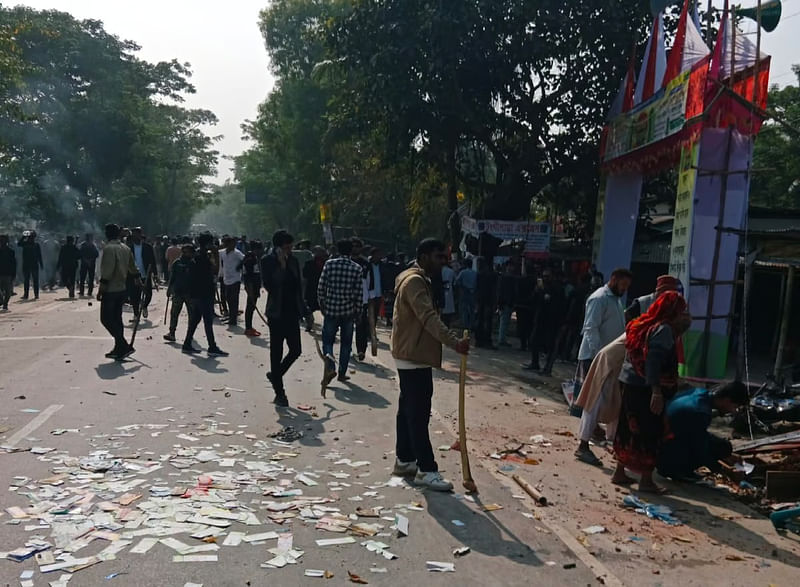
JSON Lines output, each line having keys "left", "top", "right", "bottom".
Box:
{"left": 0, "top": 335, "right": 112, "bottom": 342}
{"left": 3, "top": 404, "right": 64, "bottom": 448}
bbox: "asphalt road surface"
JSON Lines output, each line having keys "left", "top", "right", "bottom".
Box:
{"left": 0, "top": 289, "right": 599, "bottom": 587}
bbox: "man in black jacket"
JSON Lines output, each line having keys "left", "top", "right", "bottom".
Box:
{"left": 182, "top": 234, "right": 228, "bottom": 357}
{"left": 18, "top": 231, "right": 43, "bottom": 299}
{"left": 0, "top": 234, "right": 16, "bottom": 310}
{"left": 78, "top": 233, "right": 99, "bottom": 297}
{"left": 261, "top": 230, "right": 309, "bottom": 407}
{"left": 164, "top": 244, "right": 195, "bottom": 342}
{"left": 56, "top": 236, "right": 81, "bottom": 298}
{"left": 128, "top": 227, "right": 157, "bottom": 319}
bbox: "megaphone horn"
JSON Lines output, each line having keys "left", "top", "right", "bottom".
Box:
{"left": 738, "top": 0, "right": 782, "bottom": 33}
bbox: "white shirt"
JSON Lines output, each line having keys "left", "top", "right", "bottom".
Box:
{"left": 219, "top": 248, "right": 245, "bottom": 285}
{"left": 133, "top": 243, "right": 145, "bottom": 276}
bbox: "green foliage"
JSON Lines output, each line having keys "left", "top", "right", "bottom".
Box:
{"left": 0, "top": 6, "right": 218, "bottom": 234}
{"left": 239, "top": 0, "right": 654, "bottom": 248}
{"left": 751, "top": 70, "right": 800, "bottom": 209}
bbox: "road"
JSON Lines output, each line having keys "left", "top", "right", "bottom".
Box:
{"left": 0, "top": 289, "right": 599, "bottom": 587}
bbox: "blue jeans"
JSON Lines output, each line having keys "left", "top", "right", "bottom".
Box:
{"left": 322, "top": 314, "right": 355, "bottom": 375}
{"left": 498, "top": 305, "right": 513, "bottom": 343}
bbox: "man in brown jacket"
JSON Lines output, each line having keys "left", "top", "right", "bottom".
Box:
{"left": 391, "top": 238, "right": 469, "bottom": 491}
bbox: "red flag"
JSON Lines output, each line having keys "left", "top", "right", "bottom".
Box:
{"left": 663, "top": 0, "right": 689, "bottom": 85}
{"left": 642, "top": 18, "right": 660, "bottom": 101}
{"left": 709, "top": 0, "right": 729, "bottom": 81}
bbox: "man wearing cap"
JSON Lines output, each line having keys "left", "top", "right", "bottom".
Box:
{"left": 625, "top": 275, "right": 682, "bottom": 323}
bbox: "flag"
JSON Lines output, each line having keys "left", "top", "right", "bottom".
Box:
{"left": 664, "top": 0, "right": 711, "bottom": 85}
{"left": 634, "top": 14, "right": 667, "bottom": 103}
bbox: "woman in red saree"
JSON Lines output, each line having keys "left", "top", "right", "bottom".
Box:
{"left": 613, "top": 291, "right": 690, "bottom": 493}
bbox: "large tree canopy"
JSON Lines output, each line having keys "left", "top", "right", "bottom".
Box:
{"left": 751, "top": 69, "right": 800, "bottom": 209}
{"left": 0, "top": 6, "right": 219, "bottom": 234}
{"left": 237, "top": 0, "right": 653, "bottom": 246}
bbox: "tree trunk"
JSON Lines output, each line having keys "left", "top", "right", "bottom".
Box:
{"left": 446, "top": 142, "right": 460, "bottom": 247}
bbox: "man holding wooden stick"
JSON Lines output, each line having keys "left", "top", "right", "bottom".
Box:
{"left": 391, "top": 238, "right": 469, "bottom": 492}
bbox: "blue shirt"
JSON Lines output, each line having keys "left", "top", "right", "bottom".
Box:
{"left": 456, "top": 268, "right": 477, "bottom": 291}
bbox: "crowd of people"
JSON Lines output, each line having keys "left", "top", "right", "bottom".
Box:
{"left": 2, "top": 224, "right": 750, "bottom": 495}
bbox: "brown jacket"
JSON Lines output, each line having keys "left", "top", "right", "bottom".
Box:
{"left": 391, "top": 265, "right": 459, "bottom": 368}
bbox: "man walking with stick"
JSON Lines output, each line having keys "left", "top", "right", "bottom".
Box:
{"left": 391, "top": 238, "right": 469, "bottom": 491}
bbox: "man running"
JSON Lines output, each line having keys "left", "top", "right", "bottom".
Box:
{"left": 391, "top": 238, "right": 470, "bottom": 491}
{"left": 97, "top": 224, "right": 140, "bottom": 360}
{"left": 318, "top": 239, "right": 364, "bottom": 389}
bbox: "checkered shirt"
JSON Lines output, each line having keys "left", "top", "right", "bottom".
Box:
{"left": 317, "top": 256, "right": 364, "bottom": 318}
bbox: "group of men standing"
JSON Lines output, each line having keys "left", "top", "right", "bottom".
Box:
{"left": 0, "top": 231, "right": 100, "bottom": 305}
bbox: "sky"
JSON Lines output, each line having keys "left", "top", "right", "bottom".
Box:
{"left": 13, "top": 0, "right": 800, "bottom": 184}
{"left": 16, "top": 0, "right": 275, "bottom": 183}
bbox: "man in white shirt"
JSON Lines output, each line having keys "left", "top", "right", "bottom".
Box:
{"left": 218, "top": 236, "right": 245, "bottom": 328}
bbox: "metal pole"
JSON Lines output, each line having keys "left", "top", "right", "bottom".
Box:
{"left": 753, "top": 0, "right": 762, "bottom": 105}
{"left": 736, "top": 250, "right": 758, "bottom": 380}
{"left": 706, "top": 0, "right": 713, "bottom": 46}
{"left": 774, "top": 265, "right": 795, "bottom": 378}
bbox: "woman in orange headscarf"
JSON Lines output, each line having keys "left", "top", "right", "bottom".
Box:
{"left": 612, "top": 291, "right": 690, "bottom": 493}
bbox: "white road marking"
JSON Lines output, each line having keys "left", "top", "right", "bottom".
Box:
{"left": 0, "top": 335, "right": 112, "bottom": 342}
{"left": 3, "top": 404, "right": 64, "bottom": 448}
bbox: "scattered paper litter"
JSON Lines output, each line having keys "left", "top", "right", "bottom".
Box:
{"left": 395, "top": 513, "right": 409, "bottom": 536}
{"left": 316, "top": 537, "right": 357, "bottom": 547}
{"left": 172, "top": 555, "right": 218, "bottom": 562}
{"left": 453, "top": 546, "right": 470, "bottom": 557}
{"left": 183, "top": 583, "right": 203, "bottom": 587}
{"left": 426, "top": 561, "right": 455, "bottom": 572}
{"left": 582, "top": 525, "right": 606, "bottom": 535}
{"left": 243, "top": 531, "right": 279, "bottom": 543}
{"left": 130, "top": 537, "right": 158, "bottom": 554}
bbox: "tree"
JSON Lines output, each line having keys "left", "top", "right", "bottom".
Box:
{"left": 324, "top": 0, "right": 653, "bottom": 242}
{"left": 751, "top": 69, "right": 800, "bottom": 209}
{"left": 0, "top": 6, "right": 219, "bottom": 233}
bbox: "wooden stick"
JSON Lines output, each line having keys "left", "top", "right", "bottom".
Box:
{"left": 458, "top": 330, "right": 477, "bottom": 493}
{"left": 513, "top": 474, "right": 547, "bottom": 506}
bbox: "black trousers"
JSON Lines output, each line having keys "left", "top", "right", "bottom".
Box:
{"left": 244, "top": 282, "right": 259, "bottom": 330}
{"left": 129, "top": 282, "right": 153, "bottom": 315}
{"left": 476, "top": 300, "right": 494, "bottom": 345}
{"left": 355, "top": 304, "right": 369, "bottom": 355}
{"left": 79, "top": 262, "right": 95, "bottom": 295}
{"left": 396, "top": 368, "right": 436, "bottom": 472}
{"left": 225, "top": 282, "right": 241, "bottom": 325}
{"left": 268, "top": 315, "right": 302, "bottom": 392}
{"left": 100, "top": 290, "right": 128, "bottom": 351}
{"left": 23, "top": 265, "right": 39, "bottom": 297}
{"left": 62, "top": 264, "right": 77, "bottom": 297}
{"left": 516, "top": 307, "right": 533, "bottom": 349}
{"left": 184, "top": 297, "right": 216, "bottom": 347}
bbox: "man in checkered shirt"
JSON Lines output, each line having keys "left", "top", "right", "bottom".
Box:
{"left": 318, "top": 239, "right": 365, "bottom": 389}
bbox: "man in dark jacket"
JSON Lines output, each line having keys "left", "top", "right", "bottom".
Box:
{"left": 78, "top": 233, "right": 99, "bottom": 297}
{"left": 182, "top": 233, "right": 228, "bottom": 357}
{"left": 0, "top": 234, "right": 16, "bottom": 310}
{"left": 303, "top": 246, "right": 328, "bottom": 324}
{"left": 56, "top": 236, "right": 81, "bottom": 298}
{"left": 475, "top": 259, "right": 498, "bottom": 349}
{"left": 261, "top": 230, "right": 309, "bottom": 407}
{"left": 524, "top": 269, "right": 567, "bottom": 371}
{"left": 18, "top": 230, "right": 43, "bottom": 299}
{"left": 164, "top": 244, "right": 195, "bottom": 342}
{"left": 128, "top": 227, "right": 157, "bottom": 319}
{"left": 242, "top": 240, "right": 263, "bottom": 337}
